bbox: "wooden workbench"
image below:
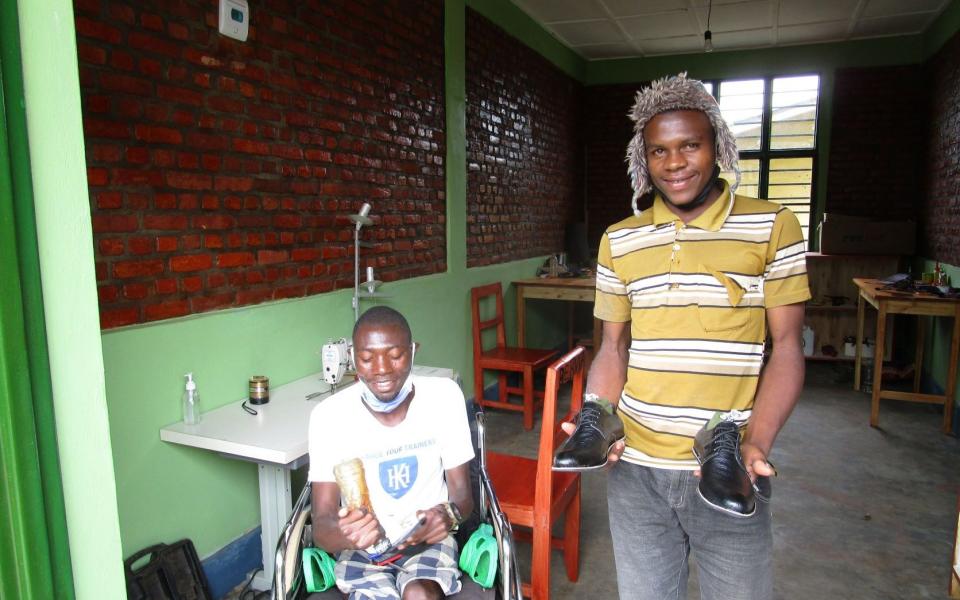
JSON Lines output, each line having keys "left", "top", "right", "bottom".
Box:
{"left": 513, "top": 276, "right": 600, "bottom": 352}
{"left": 853, "top": 278, "right": 959, "bottom": 433}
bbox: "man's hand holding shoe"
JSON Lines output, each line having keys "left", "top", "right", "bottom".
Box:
{"left": 692, "top": 413, "right": 774, "bottom": 517}
{"left": 553, "top": 394, "right": 626, "bottom": 471}
{"left": 740, "top": 441, "right": 777, "bottom": 481}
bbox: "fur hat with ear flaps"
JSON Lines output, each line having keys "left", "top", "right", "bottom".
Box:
{"left": 625, "top": 72, "right": 740, "bottom": 216}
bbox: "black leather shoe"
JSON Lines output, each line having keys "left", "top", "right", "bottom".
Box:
{"left": 692, "top": 419, "right": 757, "bottom": 517}
{"left": 552, "top": 401, "right": 625, "bottom": 471}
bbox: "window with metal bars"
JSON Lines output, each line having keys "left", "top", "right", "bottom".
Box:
{"left": 702, "top": 75, "right": 820, "bottom": 247}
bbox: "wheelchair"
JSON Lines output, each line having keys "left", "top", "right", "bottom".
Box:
{"left": 271, "top": 403, "right": 523, "bottom": 600}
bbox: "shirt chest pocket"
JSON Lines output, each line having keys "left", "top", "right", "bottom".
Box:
{"left": 696, "top": 266, "right": 763, "bottom": 333}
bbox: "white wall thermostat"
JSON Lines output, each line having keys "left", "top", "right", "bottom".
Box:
{"left": 218, "top": 0, "right": 249, "bottom": 42}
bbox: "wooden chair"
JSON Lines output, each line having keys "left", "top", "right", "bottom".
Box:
{"left": 486, "top": 346, "right": 585, "bottom": 600}
{"left": 471, "top": 282, "right": 558, "bottom": 430}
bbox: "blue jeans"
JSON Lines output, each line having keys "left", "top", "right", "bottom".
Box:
{"left": 607, "top": 462, "right": 773, "bottom": 600}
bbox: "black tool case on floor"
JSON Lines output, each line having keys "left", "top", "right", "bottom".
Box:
{"left": 125, "top": 539, "right": 213, "bottom": 600}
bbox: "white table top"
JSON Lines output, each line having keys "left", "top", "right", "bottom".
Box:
{"left": 160, "top": 365, "right": 459, "bottom": 467}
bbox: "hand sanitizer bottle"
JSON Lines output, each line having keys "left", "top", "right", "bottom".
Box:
{"left": 183, "top": 373, "right": 200, "bottom": 425}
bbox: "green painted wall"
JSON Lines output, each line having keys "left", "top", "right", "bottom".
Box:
{"left": 0, "top": 49, "right": 58, "bottom": 600}
{"left": 2, "top": 0, "right": 75, "bottom": 596}
{"left": 16, "top": 0, "right": 126, "bottom": 597}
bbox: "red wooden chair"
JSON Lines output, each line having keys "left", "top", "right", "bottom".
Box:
{"left": 471, "top": 282, "right": 558, "bottom": 430}
{"left": 486, "top": 346, "right": 585, "bottom": 600}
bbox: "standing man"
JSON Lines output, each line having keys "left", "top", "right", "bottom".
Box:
{"left": 308, "top": 306, "right": 474, "bottom": 600}
{"left": 559, "top": 73, "right": 810, "bottom": 598}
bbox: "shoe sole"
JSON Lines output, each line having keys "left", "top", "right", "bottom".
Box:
{"left": 551, "top": 436, "right": 625, "bottom": 472}
{"left": 692, "top": 446, "right": 757, "bottom": 518}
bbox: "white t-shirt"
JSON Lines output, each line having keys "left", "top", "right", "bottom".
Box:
{"left": 307, "top": 375, "right": 474, "bottom": 540}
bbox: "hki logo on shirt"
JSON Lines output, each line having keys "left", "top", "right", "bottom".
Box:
{"left": 379, "top": 456, "right": 418, "bottom": 499}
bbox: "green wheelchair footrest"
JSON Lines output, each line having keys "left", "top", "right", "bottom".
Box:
{"left": 458, "top": 523, "right": 498, "bottom": 589}
{"left": 302, "top": 547, "right": 337, "bottom": 593}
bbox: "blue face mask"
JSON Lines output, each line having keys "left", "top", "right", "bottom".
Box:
{"left": 356, "top": 344, "right": 416, "bottom": 413}
{"left": 359, "top": 372, "right": 414, "bottom": 413}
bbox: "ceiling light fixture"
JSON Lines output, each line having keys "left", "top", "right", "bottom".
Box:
{"left": 704, "top": 0, "right": 714, "bottom": 53}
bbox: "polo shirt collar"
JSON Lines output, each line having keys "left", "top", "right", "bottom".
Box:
{"left": 650, "top": 179, "right": 733, "bottom": 231}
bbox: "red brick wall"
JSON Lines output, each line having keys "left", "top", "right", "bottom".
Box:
{"left": 76, "top": 0, "right": 445, "bottom": 329}
{"left": 582, "top": 83, "right": 645, "bottom": 249}
{"left": 922, "top": 31, "right": 960, "bottom": 266}
{"left": 464, "top": 10, "right": 582, "bottom": 267}
{"left": 825, "top": 66, "right": 925, "bottom": 221}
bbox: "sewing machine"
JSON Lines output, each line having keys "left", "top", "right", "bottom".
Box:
{"left": 321, "top": 338, "right": 352, "bottom": 387}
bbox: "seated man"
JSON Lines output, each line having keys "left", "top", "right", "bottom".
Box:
{"left": 307, "top": 306, "right": 475, "bottom": 600}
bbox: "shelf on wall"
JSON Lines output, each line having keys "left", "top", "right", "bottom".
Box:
{"left": 804, "top": 253, "right": 901, "bottom": 364}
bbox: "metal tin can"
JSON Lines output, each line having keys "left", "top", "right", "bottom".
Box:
{"left": 334, "top": 458, "right": 373, "bottom": 513}
{"left": 249, "top": 375, "right": 269, "bottom": 405}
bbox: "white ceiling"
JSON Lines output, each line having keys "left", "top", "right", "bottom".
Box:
{"left": 509, "top": 0, "right": 952, "bottom": 59}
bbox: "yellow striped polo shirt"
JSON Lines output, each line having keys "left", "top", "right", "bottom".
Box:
{"left": 594, "top": 180, "right": 810, "bottom": 469}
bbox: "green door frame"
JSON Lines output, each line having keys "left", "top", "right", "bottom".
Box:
{"left": 0, "top": 1, "right": 75, "bottom": 597}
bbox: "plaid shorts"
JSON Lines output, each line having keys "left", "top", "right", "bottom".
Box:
{"left": 334, "top": 535, "right": 462, "bottom": 600}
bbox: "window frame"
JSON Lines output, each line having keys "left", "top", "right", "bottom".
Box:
{"left": 703, "top": 74, "right": 822, "bottom": 244}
